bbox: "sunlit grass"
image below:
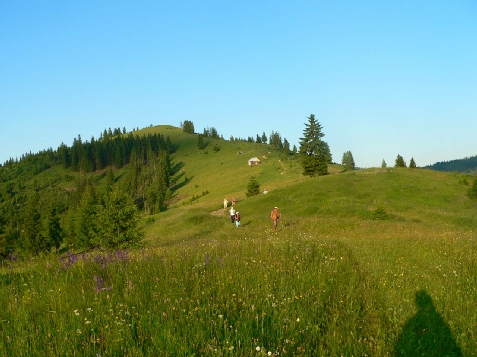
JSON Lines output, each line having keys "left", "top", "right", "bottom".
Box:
{"left": 2, "top": 217, "right": 477, "bottom": 355}
{"left": 2, "top": 126, "right": 477, "bottom": 355}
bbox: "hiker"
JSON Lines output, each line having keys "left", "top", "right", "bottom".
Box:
{"left": 270, "top": 206, "right": 280, "bottom": 230}
{"left": 223, "top": 198, "right": 228, "bottom": 209}
{"left": 235, "top": 211, "right": 241, "bottom": 227}
{"left": 229, "top": 206, "right": 236, "bottom": 223}
{"left": 231, "top": 196, "right": 236, "bottom": 205}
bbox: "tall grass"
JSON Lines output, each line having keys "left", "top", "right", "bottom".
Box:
{"left": 2, "top": 127, "right": 477, "bottom": 355}
{"left": 2, "top": 219, "right": 476, "bottom": 355}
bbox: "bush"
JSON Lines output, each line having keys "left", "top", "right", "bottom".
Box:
{"left": 371, "top": 206, "right": 388, "bottom": 220}
{"left": 246, "top": 176, "right": 260, "bottom": 197}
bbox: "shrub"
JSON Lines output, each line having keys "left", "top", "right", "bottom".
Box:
{"left": 246, "top": 176, "right": 260, "bottom": 197}
{"left": 371, "top": 206, "right": 388, "bottom": 220}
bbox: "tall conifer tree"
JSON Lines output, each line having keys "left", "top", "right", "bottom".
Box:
{"left": 22, "top": 193, "right": 43, "bottom": 255}
{"left": 299, "top": 114, "right": 328, "bottom": 177}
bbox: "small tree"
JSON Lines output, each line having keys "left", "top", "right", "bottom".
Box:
{"left": 341, "top": 151, "right": 355, "bottom": 171}
{"left": 197, "top": 134, "right": 205, "bottom": 149}
{"left": 182, "top": 120, "right": 195, "bottom": 134}
{"left": 100, "top": 188, "right": 144, "bottom": 249}
{"left": 21, "top": 193, "right": 44, "bottom": 255}
{"left": 43, "top": 204, "right": 63, "bottom": 253}
{"left": 409, "top": 157, "right": 417, "bottom": 168}
{"left": 283, "top": 138, "right": 290, "bottom": 154}
{"left": 246, "top": 176, "right": 260, "bottom": 197}
{"left": 261, "top": 132, "right": 267, "bottom": 144}
{"left": 381, "top": 159, "right": 387, "bottom": 169}
{"left": 395, "top": 154, "right": 406, "bottom": 168}
{"left": 299, "top": 114, "right": 329, "bottom": 177}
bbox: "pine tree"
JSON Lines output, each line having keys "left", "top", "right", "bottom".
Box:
{"left": 210, "top": 127, "right": 219, "bottom": 138}
{"left": 269, "top": 131, "right": 283, "bottom": 149}
{"left": 100, "top": 188, "right": 144, "bottom": 248}
{"left": 43, "top": 204, "right": 63, "bottom": 252}
{"left": 197, "top": 134, "right": 205, "bottom": 149}
{"left": 182, "top": 120, "right": 195, "bottom": 134}
{"left": 409, "top": 157, "right": 417, "bottom": 168}
{"left": 75, "top": 185, "right": 101, "bottom": 250}
{"left": 261, "top": 132, "right": 267, "bottom": 143}
{"left": 22, "top": 193, "right": 44, "bottom": 255}
{"left": 299, "top": 114, "right": 328, "bottom": 177}
{"left": 283, "top": 138, "right": 290, "bottom": 154}
{"left": 341, "top": 151, "right": 355, "bottom": 171}
{"left": 381, "top": 159, "right": 387, "bottom": 169}
{"left": 395, "top": 154, "right": 406, "bottom": 168}
{"left": 246, "top": 176, "right": 260, "bottom": 197}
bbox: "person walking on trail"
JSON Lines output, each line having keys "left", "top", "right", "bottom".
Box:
{"left": 231, "top": 196, "right": 236, "bottom": 205}
{"left": 235, "top": 211, "right": 241, "bottom": 227}
{"left": 223, "top": 198, "right": 228, "bottom": 209}
{"left": 229, "top": 206, "right": 236, "bottom": 223}
{"left": 271, "top": 207, "right": 280, "bottom": 230}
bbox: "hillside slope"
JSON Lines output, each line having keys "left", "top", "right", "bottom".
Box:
{"left": 140, "top": 126, "right": 477, "bottom": 247}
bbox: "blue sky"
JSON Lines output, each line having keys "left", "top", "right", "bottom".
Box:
{"left": 1, "top": 1, "right": 476, "bottom": 168}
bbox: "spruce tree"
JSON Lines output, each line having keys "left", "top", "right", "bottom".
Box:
{"left": 283, "top": 138, "right": 290, "bottom": 154}
{"left": 341, "top": 151, "right": 355, "bottom": 171}
{"left": 75, "top": 185, "right": 101, "bottom": 250}
{"left": 299, "top": 114, "right": 328, "bottom": 177}
{"left": 100, "top": 188, "right": 144, "bottom": 248}
{"left": 409, "top": 157, "right": 417, "bottom": 168}
{"left": 381, "top": 159, "right": 387, "bottom": 169}
{"left": 246, "top": 176, "right": 260, "bottom": 197}
{"left": 182, "top": 120, "right": 195, "bottom": 134}
{"left": 43, "top": 204, "right": 63, "bottom": 252}
{"left": 395, "top": 154, "right": 406, "bottom": 168}
{"left": 261, "top": 132, "right": 267, "bottom": 143}
{"left": 22, "top": 193, "right": 44, "bottom": 255}
{"left": 197, "top": 134, "right": 205, "bottom": 149}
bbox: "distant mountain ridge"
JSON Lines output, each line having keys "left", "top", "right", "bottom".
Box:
{"left": 425, "top": 155, "right": 477, "bottom": 174}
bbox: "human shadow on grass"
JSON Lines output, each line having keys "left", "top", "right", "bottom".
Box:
{"left": 394, "top": 290, "right": 462, "bottom": 357}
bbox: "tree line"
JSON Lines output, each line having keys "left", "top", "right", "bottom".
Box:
{"left": 0, "top": 128, "right": 174, "bottom": 258}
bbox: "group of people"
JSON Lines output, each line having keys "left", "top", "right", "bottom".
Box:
{"left": 228, "top": 206, "right": 241, "bottom": 227}
{"left": 223, "top": 196, "right": 236, "bottom": 209}
{"left": 224, "top": 196, "right": 281, "bottom": 230}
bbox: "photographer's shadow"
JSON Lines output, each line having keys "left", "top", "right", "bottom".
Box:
{"left": 394, "top": 290, "right": 462, "bottom": 356}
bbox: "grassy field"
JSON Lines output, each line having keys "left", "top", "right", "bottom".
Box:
{"left": 1, "top": 126, "right": 477, "bottom": 356}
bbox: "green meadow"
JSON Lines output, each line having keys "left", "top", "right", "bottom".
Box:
{"left": 1, "top": 126, "right": 477, "bottom": 356}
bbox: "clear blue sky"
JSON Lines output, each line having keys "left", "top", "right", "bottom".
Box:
{"left": 1, "top": 1, "right": 476, "bottom": 168}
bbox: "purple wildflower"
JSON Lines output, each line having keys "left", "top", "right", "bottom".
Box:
{"left": 60, "top": 251, "right": 78, "bottom": 269}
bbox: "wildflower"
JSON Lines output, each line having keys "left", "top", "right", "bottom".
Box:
{"left": 256, "top": 346, "right": 261, "bottom": 351}
{"left": 296, "top": 318, "right": 300, "bottom": 322}
{"left": 268, "top": 352, "right": 272, "bottom": 356}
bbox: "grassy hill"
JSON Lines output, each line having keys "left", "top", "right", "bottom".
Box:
{"left": 1, "top": 124, "right": 477, "bottom": 356}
